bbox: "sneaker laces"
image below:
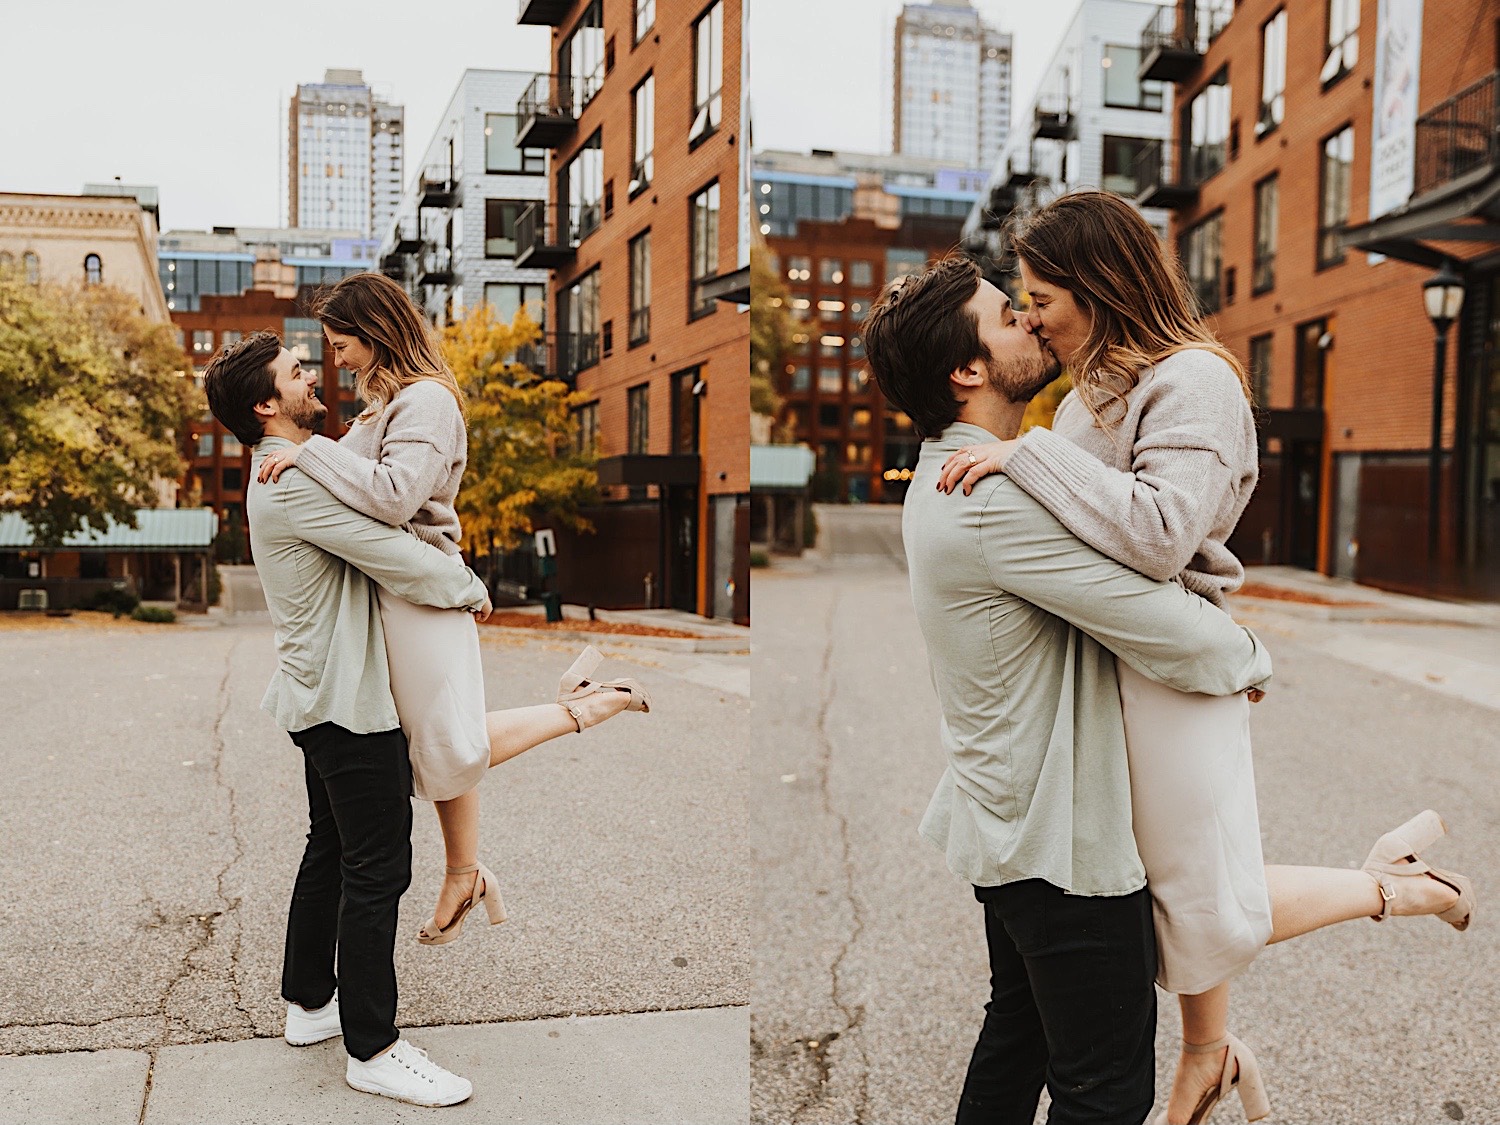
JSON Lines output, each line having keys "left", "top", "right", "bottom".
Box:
{"left": 393, "top": 1041, "right": 439, "bottom": 1082}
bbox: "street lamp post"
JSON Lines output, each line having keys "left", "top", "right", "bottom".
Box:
{"left": 1422, "top": 261, "right": 1465, "bottom": 564}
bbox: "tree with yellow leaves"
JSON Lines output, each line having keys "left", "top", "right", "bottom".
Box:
{"left": 441, "top": 301, "right": 598, "bottom": 563}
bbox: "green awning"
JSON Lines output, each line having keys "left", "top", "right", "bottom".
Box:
{"left": 0, "top": 509, "right": 218, "bottom": 550}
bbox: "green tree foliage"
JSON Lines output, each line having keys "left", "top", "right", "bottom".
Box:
{"left": 442, "top": 302, "right": 598, "bottom": 553}
{"left": 0, "top": 267, "right": 197, "bottom": 546}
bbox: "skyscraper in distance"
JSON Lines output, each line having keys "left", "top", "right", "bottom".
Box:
{"left": 287, "top": 69, "right": 404, "bottom": 237}
{"left": 893, "top": 1, "right": 1012, "bottom": 169}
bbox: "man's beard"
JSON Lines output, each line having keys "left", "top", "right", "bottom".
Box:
{"left": 284, "top": 395, "right": 327, "bottom": 432}
{"left": 990, "top": 341, "right": 1063, "bottom": 404}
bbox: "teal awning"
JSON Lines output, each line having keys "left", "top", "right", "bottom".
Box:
{"left": 0, "top": 509, "right": 218, "bottom": 550}
{"left": 750, "top": 444, "right": 816, "bottom": 490}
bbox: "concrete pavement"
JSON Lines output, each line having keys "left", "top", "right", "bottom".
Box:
{"left": 0, "top": 614, "right": 748, "bottom": 1123}
{"left": 752, "top": 504, "right": 1500, "bottom": 1125}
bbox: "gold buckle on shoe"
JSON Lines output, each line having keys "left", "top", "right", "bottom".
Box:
{"left": 1374, "top": 875, "right": 1396, "bottom": 920}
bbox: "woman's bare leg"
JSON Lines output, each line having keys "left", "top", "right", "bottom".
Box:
{"left": 1165, "top": 985, "right": 1231, "bottom": 1124}
{"left": 429, "top": 789, "right": 481, "bottom": 931}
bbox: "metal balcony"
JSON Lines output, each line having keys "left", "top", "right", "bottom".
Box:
{"left": 509, "top": 332, "right": 599, "bottom": 383}
{"left": 1139, "top": 1, "right": 1232, "bottom": 84}
{"left": 514, "top": 202, "right": 580, "bottom": 269}
{"left": 516, "top": 74, "right": 580, "bottom": 150}
{"left": 418, "top": 165, "right": 459, "bottom": 209}
{"left": 419, "top": 250, "right": 455, "bottom": 287}
{"left": 391, "top": 222, "right": 423, "bottom": 255}
{"left": 1413, "top": 70, "right": 1500, "bottom": 199}
{"left": 1032, "top": 98, "right": 1077, "bottom": 142}
{"left": 1133, "top": 140, "right": 1199, "bottom": 210}
{"left": 517, "top": 0, "right": 572, "bottom": 26}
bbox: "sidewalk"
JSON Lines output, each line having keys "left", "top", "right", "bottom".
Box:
{"left": 0, "top": 1007, "right": 747, "bottom": 1125}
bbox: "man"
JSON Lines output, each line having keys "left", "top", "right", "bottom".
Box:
{"left": 203, "top": 331, "right": 488, "bottom": 1108}
{"left": 862, "top": 257, "right": 1271, "bottom": 1125}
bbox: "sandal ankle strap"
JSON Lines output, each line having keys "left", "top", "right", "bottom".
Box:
{"left": 1181, "top": 1036, "right": 1231, "bottom": 1054}
{"left": 445, "top": 863, "right": 480, "bottom": 875}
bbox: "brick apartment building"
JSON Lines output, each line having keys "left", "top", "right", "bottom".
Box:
{"left": 513, "top": 0, "right": 750, "bottom": 622}
{"left": 172, "top": 288, "right": 365, "bottom": 557}
{"left": 1137, "top": 0, "right": 1500, "bottom": 598}
{"left": 754, "top": 150, "right": 981, "bottom": 503}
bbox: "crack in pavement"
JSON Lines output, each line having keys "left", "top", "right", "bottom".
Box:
{"left": 790, "top": 586, "right": 870, "bottom": 1125}
{"left": 208, "top": 633, "right": 254, "bottom": 1038}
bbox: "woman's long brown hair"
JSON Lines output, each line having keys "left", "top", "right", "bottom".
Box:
{"left": 311, "top": 272, "right": 465, "bottom": 420}
{"left": 1012, "top": 190, "right": 1250, "bottom": 428}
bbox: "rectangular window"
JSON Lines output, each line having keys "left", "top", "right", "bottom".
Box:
{"left": 671, "top": 368, "right": 700, "bottom": 454}
{"left": 850, "top": 260, "right": 875, "bottom": 287}
{"left": 561, "top": 0, "right": 606, "bottom": 106}
{"left": 1258, "top": 10, "right": 1287, "bottom": 137}
{"left": 1318, "top": 126, "right": 1354, "bottom": 268}
{"left": 192, "top": 330, "right": 213, "bottom": 355}
{"left": 631, "top": 75, "right": 655, "bottom": 195}
{"left": 484, "top": 282, "right": 546, "bottom": 328}
{"left": 1295, "top": 320, "right": 1328, "bottom": 409}
{"left": 690, "top": 2, "right": 723, "bottom": 145}
{"left": 1180, "top": 212, "right": 1224, "bottom": 315}
{"left": 197, "top": 433, "right": 215, "bottom": 458}
{"left": 627, "top": 384, "right": 650, "bottom": 454}
{"left": 222, "top": 433, "right": 244, "bottom": 458}
{"left": 484, "top": 199, "right": 526, "bottom": 258}
{"left": 222, "top": 467, "right": 243, "bottom": 492}
{"left": 564, "top": 268, "right": 602, "bottom": 375}
{"left": 1249, "top": 333, "right": 1273, "bottom": 409}
{"left": 790, "top": 365, "right": 811, "bottom": 392}
{"left": 629, "top": 229, "right": 651, "bottom": 345}
{"left": 1101, "top": 136, "right": 1153, "bottom": 196}
{"left": 565, "top": 131, "right": 605, "bottom": 242}
{"left": 220, "top": 330, "right": 242, "bottom": 347}
{"left": 820, "top": 259, "right": 843, "bottom": 285}
{"left": 1101, "top": 44, "right": 1164, "bottom": 111}
{"left": 635, "top": 0, "right": 655, "bottom": 43}
{"left": 818, "top": 366, "right": 841, "bottom": 394}
{"left": 485, "top": 114, "right": 544, "bottom": 174}
{"left": 1253, "top": 175, "right": 1278, "bottom": 293}
{"left": 574, "top": 401, "right": 599, "bottom": 453}
{"left": 690, "top": 181, "right": 721, "bottom": 319}
{"left": 1186, "top": 67, "right": 1231, "bottom": 184}
{"left": 1323, "top": 0, "right": 1360, "bottom": 85}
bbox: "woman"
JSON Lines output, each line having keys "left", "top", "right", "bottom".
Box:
{"left": 935, "top": 191, "right": 1473, "bottom": 1125}
{"left": 257, "top": 272, "right": 650, "bottom": 946}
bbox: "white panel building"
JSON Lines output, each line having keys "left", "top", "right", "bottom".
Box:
{"left": 287, "top": 69, "right": 403, "bottom": 238}
{"left": 893, "top": 1, "right": 1013, "bottom": 171}
{"left": 378, "top": 69, "right": 549, "bottom": 328}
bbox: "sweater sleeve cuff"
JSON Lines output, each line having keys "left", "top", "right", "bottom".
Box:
{"left": 1003, "top": 426, "right": 1108, "bottom": 521}
{"left": 292, "top": 434, "right": 350, "bottom": 490}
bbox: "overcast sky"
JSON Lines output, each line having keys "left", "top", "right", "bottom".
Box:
{"left": 1, "top": 0, "right": 552, "bottom": 232}
{"left": 751, "top": 0, "right": 1092, "bottom": 160}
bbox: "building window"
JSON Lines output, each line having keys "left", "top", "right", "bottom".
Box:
{"left": 1258, "top": 10, "right": 1286, "bottom": 138}
{"left": 631, "top": 74, "right": 655, "bottom": 195}
{"left": 786, "top": 255, "right": 811, "bottom": 282}
{"left": 1101, "top": 44, "right": 1164, "bottom": 111}
{"left": 630, "top": 229, "right": 651, "bottom": 345}
{"left": 223, "top": 467, "right": 244, "bottom": 492}
{"left": 485, "top": 114, "right": 544, "bottom": 174}
{"left": 192, "top": 330, "right": 214, "bottom": 355}
{"left": 1253, "top": 175, "right": 1278, "bottom": 294}
{"left": 221, "top": 330, "right": 242, "bottom": 347}
{"left": 818, "top": 404, "right": 841, "bottom": 430}
{"left": 23, "top": 251, "right": 39, "bottom": 285}
{"left": 1186, "top": 67, "right": 1230, "bottom": 184}
{"left": 790, "top": 365, "right": 811, "bottom": 392}
{"left": 574, "top": 401, "right": 599, "bottom": 453}
{"left": 690, "top": 1, "right": 723, "bottom": 145}
{"left": 635, "top": 0, "right": 655, "bottom": 43}
{"left": 83, "top": 253, "right": 102, "bottom": 285}
{"left": 1180, "top": 212, "right": 1223, "bottom": 315}
{"left": 1101, "top": 136, "right": 1153, "bottom": 196}
{"left": 565, "top": 131, "right": 605, "bottom": 242}
{"left": 671, "top": 368, "right": 700, "bottom": 454}
{"left": 1295, "top": 320, "right": 1328, "bottom": 409}
{"left": 197, "top": 433, "right": 215, "bottom": 458}
{"left": 564, "top": 268, "right": 601, "bottom": 375}
{"left": 1249, "top": 334, "right": 1273, "bottom": 409}
{"left": 222, "top": 433, "right": 244, "bottom": 458}
{"left": 484, "top": 282, "right": 546, "bottom": 328}
{"left": 485, "top": 199, "right": 526, "bottom": 258}
{"left": 850, "top": 260, "right": 875, "bottom": 287}
{"left": 561, "top": 0, "right": 606, "bottom": 107}
{"left": 1318, "top": 125, "right": 1354, "bottom": 268}
{"left": 627, "top": 384, "right": 650, "bottom": 454}
{"left": 1322, "top": 0, "right": 1360, "bottom": 85}
{"left": 820, "top": 259, "right": 844, "bottom": 285}
{"left": 819, "top": 366, "right": 841, "bottom": 394}
{"left": 690, "top": 181, "right": 721, "bottom": 319}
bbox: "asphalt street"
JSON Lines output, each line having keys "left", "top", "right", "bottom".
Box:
{"left": 751, "top": 504, "right": 1500, "bottom": 1125}
{"left": 0, "top": 613, "right": 749, "bottom": 1117}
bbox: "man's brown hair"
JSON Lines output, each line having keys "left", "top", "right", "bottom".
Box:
{"left": 861, "top": 255, "right": 989, "bottom": 440}
{"left": 203, "top": 331, "right": 282, "bottom": 447}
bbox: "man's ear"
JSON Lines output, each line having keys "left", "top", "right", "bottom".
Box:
{"left": 252, "top": 397, "right": 279, "bottom": 421}
{"left": 949, "top": 360, "right": 986, "bottom": 394}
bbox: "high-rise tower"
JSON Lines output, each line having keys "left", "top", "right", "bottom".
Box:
{"left": 893, "top": 2, "right": 1012, "bottom": 169}
{"left": 287, "top": 69, "right": 403, "bottom": 237}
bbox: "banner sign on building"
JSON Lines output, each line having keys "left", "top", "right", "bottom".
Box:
{"left": 1369, "top": 0, "right": 1425, "bottom": 220}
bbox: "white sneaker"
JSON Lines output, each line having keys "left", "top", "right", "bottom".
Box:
{"left": 346, "top": 1039, "right": 473, "bottom": 1107}
{"left": 284, "top": 992, "right": 341, "bottom": 1046}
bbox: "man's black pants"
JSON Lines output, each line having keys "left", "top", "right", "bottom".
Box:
{"left": 955, "top": 879, "right": 1157, "bottom": 1125}
{"left": 280, "top": 722, "right": 413, "bottom": 1062}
